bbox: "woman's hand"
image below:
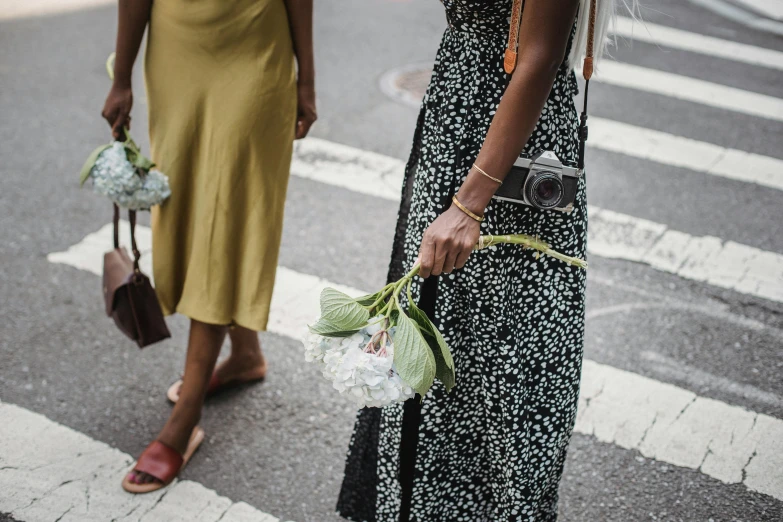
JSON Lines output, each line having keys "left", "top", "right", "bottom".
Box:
{"left": 101, "top": 84, "right": 133, "bottom": 140}
{"left": 295, "top": 83, "right": 317, "bottom": 139}
{"left": 418, "top": 204, "right": 481, "bottom": 278}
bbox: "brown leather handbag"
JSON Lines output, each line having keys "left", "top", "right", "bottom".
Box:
{"left": 103, "top": 204, "right": 170, "bottom": 348}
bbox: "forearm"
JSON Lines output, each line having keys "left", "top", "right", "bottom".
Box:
{"left": 456, "top": 0, "right": 580, "bottom": 214}
{"left": 457, "top": 57, "right": 563, "bottom": 211}
{"left": 112, "top": 0, "right": 152, "bottom": 88}
{"left": 283, "top": 0, "right": 315, "bottom": 86}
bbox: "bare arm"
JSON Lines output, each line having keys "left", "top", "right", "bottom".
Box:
{"left": 101, "top": 0, "right": 152, "bottom": 139}
{"left": 418, "top": 0, "right": 580, "bottom": 278}
{"left": 283, "top": 0, "right": 317, "bottom": 139}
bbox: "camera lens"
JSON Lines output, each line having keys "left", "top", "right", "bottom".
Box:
{"left": 524, "top": 170, "right": 564, "bottom": 209}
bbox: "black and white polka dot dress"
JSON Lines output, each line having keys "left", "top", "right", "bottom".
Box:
{"left": 338, "top": 1, "right": 586, "bottom": 520}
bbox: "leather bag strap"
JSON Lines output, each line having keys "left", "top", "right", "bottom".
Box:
{"left": 111, "top": 203, "right": 141, "bottom": 271}
{"left": 128, "top": 209, "right": 140, "bottom": 271}
{"left": 112, "top": 203, "right": 120, "bottom": 249}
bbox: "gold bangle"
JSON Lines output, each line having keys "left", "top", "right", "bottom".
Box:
{"left": 452, "top": 195, "right": 484, "bottom": 222}
{"left": 472, "top": 163, "right": 502, "bottom": 184}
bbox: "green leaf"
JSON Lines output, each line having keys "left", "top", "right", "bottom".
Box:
{"left": 408, "top": 301, "right": 455, "bottom": 392}
{"left": 123, "top": 143, "right": 156, "bottom": 172}
{"left": 78, "top": 144, "right": 112, "bottom": 186}
{"left": 319, "top": 287, "right": 370, "bottom": 331}
{"left": 392, "top": 311, "right": 436, "bottom": 397}
{"left": 308, "top": 317, "right": 359, "bottom": 338}
{"left": 355, "top": 290, "right": 383, "bottom": 307}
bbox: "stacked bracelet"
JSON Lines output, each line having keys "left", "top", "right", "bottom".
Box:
{"left": 452, "top": 195, "right": 484, "bottom": 222}
{"left": 472, "top": 163, "right": 502, "bottom": 184}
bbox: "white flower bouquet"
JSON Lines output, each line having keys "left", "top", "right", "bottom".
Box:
{"left": 304, "top": 234, "right": 587, "bottom": 408}
{"left": 79, "top": 52, "right": 171, "bottom": 211}
{"left": 79, "top": 132, "right": 171, "bottom": 211}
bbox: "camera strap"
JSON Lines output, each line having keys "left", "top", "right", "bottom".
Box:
{"left": 504, "top": 0, "right": 597, "bottom": 171}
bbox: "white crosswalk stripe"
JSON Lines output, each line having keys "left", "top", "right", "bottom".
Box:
{"left": 590, "top": 60, "right": 783, "bottom": 122}
{"left": 0, "top": 0, "right": 114, "bottom": 21}
{"left": 44, "top": 224, "right": 783, "bottom": 503}
{"left": 290, "top": 137, "right": 783, "bottom": 303}
{"left": 0, "top": 401, "right": 284, "bottom": 522}
{"left": 589, "top": 117, "right": 783, "bottom": 190}
{"left": 612, "top": 16, "right": 783, "bottom": 70}
{"left": 731, "top": 0, "right": 783, "bottom": 20}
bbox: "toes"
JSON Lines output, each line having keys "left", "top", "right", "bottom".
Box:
{"left": 128, "top": 471, "right": 160, "bottom": 485}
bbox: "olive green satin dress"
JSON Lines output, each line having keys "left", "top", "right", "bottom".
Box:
{"left": 145, "top": 0, "right": 297, "bottom": 331}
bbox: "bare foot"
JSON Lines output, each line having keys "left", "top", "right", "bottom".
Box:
{"left": 168, "top": 350, "right": 267, "bottom": 403}
{"left": 213, "top": 348, "right": 267, "bottom": 385}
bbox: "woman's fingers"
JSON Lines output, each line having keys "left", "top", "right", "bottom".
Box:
{"left": 430, "top": 232, "right": 460, "bottom": 276}
{"left": 455, "top": 242, "right": 473, "bottom": 270}
{"left": 418, "top": 235, "right": 435, "bottom": 278}
{"left": 112, "top": 114, "right": 128, "bottom": 140}
{"left": 295, "top": 116, "right": 313, "bottom": 139}
{"left": 443, "top": 247, "right": 459, "bottom": 274}
{"left": 101, "top": 105, "right": 118, "bottom": 128}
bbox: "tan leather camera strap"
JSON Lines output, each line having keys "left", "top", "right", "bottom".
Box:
{"left": 503, "top": 0, "right": 525, "bottom": 74}
{"left": 504, "top": 0, "right": 598, "bottom": 170}
{"left": 505, "top": 0, "right": 597, "bottom": 77}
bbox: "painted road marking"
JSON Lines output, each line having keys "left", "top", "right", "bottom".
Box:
{"left": 590, "top": 61, "right": 783, "bottom": 123}
{"left": 0, "top": 0, "right": 113, "bottom": 21}
{"left": 46, "top": 230, "right": 783, "bottom": 501}
{"left": 0, "top": 401, "right": 283, "bottom": 522}
{"left": 589, "top": 117, "right": 783, "bottom": 191}
{"left": 612, "top": 17, "right": 783, "bottom": 70}
{"left": 731, "top": 0, "right": 783, "bottom": 20}
{"left": 290, "top": 137, "right": 783, "bottom": 303}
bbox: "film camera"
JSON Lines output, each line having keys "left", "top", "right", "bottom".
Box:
{"left": 493, "top": 151, "right": 582, "bottom": 212}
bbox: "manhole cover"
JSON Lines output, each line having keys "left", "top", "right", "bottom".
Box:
{"left": 380, "top": 64, "right": 433, "bottom": 108}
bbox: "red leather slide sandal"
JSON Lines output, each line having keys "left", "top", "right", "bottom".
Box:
{"left": 121, "top": 426, "right": 205, "bottom": 494}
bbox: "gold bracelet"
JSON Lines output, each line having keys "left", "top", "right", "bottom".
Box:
{"left": 472, "top": 163, "right": 502, "bottom": 184}
{"left": 452, "top": 195, "right": 484, "bottom": 222}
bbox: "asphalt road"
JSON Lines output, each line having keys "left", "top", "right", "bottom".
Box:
{"left": 1, "top": 0, "right": 782, "bottom": 521}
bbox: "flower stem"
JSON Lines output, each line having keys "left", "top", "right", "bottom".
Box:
{"left": 475, "top": 234, "right": 587, "bottom": 269}
{"left": 366, "top": 283, "right": 396, "bottom": 313}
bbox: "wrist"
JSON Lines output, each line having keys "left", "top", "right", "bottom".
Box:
{"left": 296, "top": 64, "right": 315, "bottom": 87}
{"left": 451, "top": 196, "right": 484, "bottom": 222}
{"left": 112, "top": 77, "right": 132, "bottom": 90}
{"left": 455, "top": 187, "right": 492, "bottom": 216}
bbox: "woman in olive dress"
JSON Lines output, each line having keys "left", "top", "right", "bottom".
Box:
{"left": 101, "top": 0, "right": 316, "bottom": 493}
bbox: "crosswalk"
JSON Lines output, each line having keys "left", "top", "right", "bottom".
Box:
{"left": 3, "top": 3, "right": 783, "bottom": 520}
{"left": 45, "top": 221, "right": 783, "bottom": 504}
{"left": 290, "top": 137, "right": 783, "bottom": 303}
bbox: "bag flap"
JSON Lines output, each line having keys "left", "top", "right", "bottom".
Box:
{"left": 103, "top": 247, "right": 134, "bottom": 316}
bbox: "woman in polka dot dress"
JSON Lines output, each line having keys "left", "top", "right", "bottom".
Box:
{"left": 338, "top": 0, "right": 627, "bottom": 520}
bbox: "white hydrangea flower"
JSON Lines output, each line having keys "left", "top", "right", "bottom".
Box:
{"left": 302, "top": 316, "right": 415, "bottom": 408}
{"left": 88, "top": 142, "right": 171, "bottom": 210}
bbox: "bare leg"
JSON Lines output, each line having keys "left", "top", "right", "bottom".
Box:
{"left": 129, "top": 319, "right": 227, "bottom": 485}
{"left": 213, "top": 325, "right": 266, "bottom": 383}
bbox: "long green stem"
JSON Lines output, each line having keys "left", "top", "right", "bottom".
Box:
{"left": 476, "top": 234, "right": 587, "bottom": 268}
{"left": 368, "top": 235, "right": 583, "bottom": 325}
{"left": 366, "top": 283, "right": 396, "bottom": 312}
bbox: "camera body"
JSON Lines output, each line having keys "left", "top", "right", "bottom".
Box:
{"left": 493, "top": 151, "right": 582, "bottom": 213}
